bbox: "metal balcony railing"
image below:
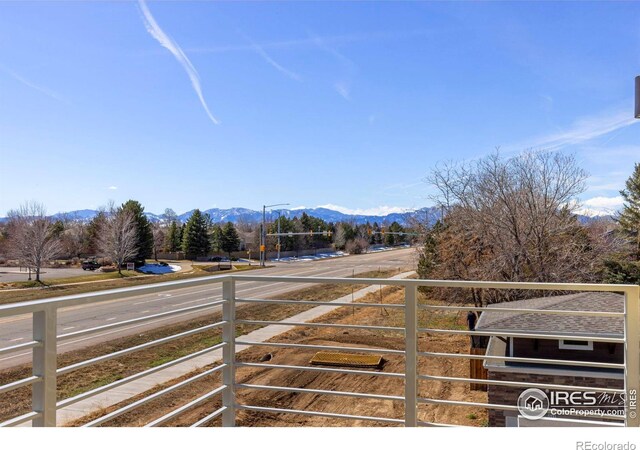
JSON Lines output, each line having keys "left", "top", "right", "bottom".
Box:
{"left": 0, "top": 274, "right": 637, "bottom": 427}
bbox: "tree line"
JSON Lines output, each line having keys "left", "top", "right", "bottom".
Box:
{"left": 0, "top": 200, "right": 412, "bottom": 281}
{"left": 417, "top": 151, "right": 640, "bottom": 305}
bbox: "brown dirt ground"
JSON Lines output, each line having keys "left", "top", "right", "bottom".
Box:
{"left": 65, "top": 286, "right": 488, "bottom": 427}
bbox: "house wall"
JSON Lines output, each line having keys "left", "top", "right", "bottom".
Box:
{"left": 487, "top": 371, "right": 624, "bottom": 427}
{"left": 512, "top": 338, "right": 623, "bottom": 364}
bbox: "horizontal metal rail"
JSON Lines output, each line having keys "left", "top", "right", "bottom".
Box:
{"left": 0, "top": 340, "right": 41, "bottom": 356}
{"left": 235, "top": 297, "right": 405, "bottom": 309}
{"left": 58, "top": 300, "right": 226, "bottom": 340}
{"left": 0, "top": 375, "right": 40, "bottom": 395}
{"left": 0, "top": 274, "right": 232, "bottom": 318}
{"left": 418, "top": 397, "right": 521, "bottom": 412}
{"left": 236, "top": 362, "right": 405, "bottom": 378}
{"left": 237, "top": 404, "right": 404, "bottom": 424}
{"left": 420, "top": 304, "right": 625, "bottom": 318}
{"left": 419, "top": 328, "right": 624, "bottom": 343}
{"left": 0, "top": 411, "right": 41, "bottom": 427}
{"left": 236, "top": 383, "right": 404, "bottom": 401}
{"left": 145, "top": 385, "right": 227, "bottom": 427}
{"left": 418, "top": 374, "right": 625, "bottom": 394}
{"left": 418, "top": 351, "right": 625, "bottom": 370}
{"left": 417, "top": 397, "right": 625, "bottom": 421}
{"left": 235, "top": 340, "right": 405, "bottom": 355}
{"left": 57, "top": 343, "right": 227, "bottom": 409}
{"left": 236, "top": 319, "right": 404, "bottom": 333}
{"left": 191, "top": 406, "right": 227, "bottom": 427}
{"left": 417, "top": 420, "right": 463, "bottom": 427}
{"left": 84, "top": 363, "right": 227, "bottom": 427}
{"left": 58, "top": 321, "right": 226, "bottom": 375}
{"left": 232, "top": 275, "right": 637, "bottom": 294}
{"left": 1, "top": 274, "right": 635, "bottom": 319}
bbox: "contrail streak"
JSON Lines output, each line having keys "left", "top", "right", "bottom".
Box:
{"left": 138, "top": 0, "right": 219, "bottom": 125}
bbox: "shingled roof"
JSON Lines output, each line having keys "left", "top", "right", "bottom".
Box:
{"left": 475, "top": 292, "right": 624, "bottom": 338}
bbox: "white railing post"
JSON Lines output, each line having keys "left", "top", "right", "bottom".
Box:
{"left": 222, "top": 279, "right": 236, "bottom": 426}
{"left": 624, "top": 287, "right": 640, "bottom": 427}
{"left": 32, "top": 307, "right": 57, "bottom": 427}
{"left": 404, "top": 284, "right": 418, "bottom": 427}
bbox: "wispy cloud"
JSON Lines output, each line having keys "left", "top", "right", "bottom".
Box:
{"left": 334, "top": 82, "right": 351, "bottom": 100}
{"left": 107, "top": 186, "right": 118, "bottom": 190}
{"left": 510, "top": 106, "right": 638, "bottom": 152}
{"left": 2, "top": 68, "right": 67, "bottom": 103}
{"left": 237, "top": 30, "right": 301, "bottom": 81}
{"left": 138, "top": 0, "right": 219, "bottom": 125}
{"left": 309, "top": 30, "right": 357, "bottom": 101}
{"left": 187, "top": 29, "right": 431, "bottom": 55}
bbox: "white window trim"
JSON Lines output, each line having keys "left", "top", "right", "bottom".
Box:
{"left": 559, "top": 339, "right": 593, "bottom": 351}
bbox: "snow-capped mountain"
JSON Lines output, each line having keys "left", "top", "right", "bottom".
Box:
{"left": 0, "top": 206, "right": 440, "bottom": 226}
{"left": 0, "top": 205, "right": 611, "bottom": 226}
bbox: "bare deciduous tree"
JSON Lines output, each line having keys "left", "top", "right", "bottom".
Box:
{"left": 152, "top": 223, "right": 165, "bottom": 261}
{"left": 6, "top": 202, "right": 62, "bottom": 282}
{"left": 99, "top": 206, "right": 138, "bottom": 275}
{"left": 58, "top": 214, "right": 87, "bottom": 259}
{"left": 422, "top": 150, "right": 605, "bottom": 305}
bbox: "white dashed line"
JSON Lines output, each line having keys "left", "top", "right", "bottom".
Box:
{"left": 105, "top": 317, "right": 117, "bottom": 322}
{"left": 10, "top": 338, "right": 24, "bottom": 342}
{"left": 62, "top": 326, "right": 75, "bottom": 331}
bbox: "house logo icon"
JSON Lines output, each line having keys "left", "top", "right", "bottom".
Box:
{"left": 517, "top": 388, "right": 550, "bottom": 420}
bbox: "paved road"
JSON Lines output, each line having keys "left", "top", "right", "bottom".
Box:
{"left": 0, "top": 267, "right": 96, "bottom": 283}
{"left": 0, "top": 247, "right": 416, "bottom": 369}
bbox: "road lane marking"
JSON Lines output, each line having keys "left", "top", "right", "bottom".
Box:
{"left": 10, "top": 338, "right": 23, "bottom": 342}
{"left": 62, "top": 327, "right": 75, "bottom": 331}
{"left": 105, "top": 317, "right": 117, "bottom": 321}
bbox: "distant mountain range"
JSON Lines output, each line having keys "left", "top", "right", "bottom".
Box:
{"left": 172, "top": 207, "right": 440, "bottom": 226}
{"left": 0, "top": 206, "right": 610, "bottom": 226}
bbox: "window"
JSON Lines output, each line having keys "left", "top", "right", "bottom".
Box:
{"left": 559, "top": 339, "right": 593, "bottom": 351}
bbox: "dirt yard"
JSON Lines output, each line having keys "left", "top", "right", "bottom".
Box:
{"left": 66, "top": 286, "right": 488, "bottom": 427}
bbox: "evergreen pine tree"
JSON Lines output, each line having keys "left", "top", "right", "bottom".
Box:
{"left": 181, "top": 209, "right": 211, "bottom": 259}
{"left": 220, "top": 222, "right": 241, "bottom": 258}
{"left": 165, "top": 221, "right": 181, "bottom": 252}
{"left": 121, "top": 200, "right": 153, "bottom": 261}
{"left": 210, "top": 224, "right": 223, "bottom": 253}
{"left": 619, "top": 163, "right": 640, "bottom": 257}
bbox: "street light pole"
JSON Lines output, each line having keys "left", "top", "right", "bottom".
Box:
{"left": 261, "top": 203, "right": 289, "bottom": 267}
{"left": 277, "top": 210, "right": 282, "bottom": 261}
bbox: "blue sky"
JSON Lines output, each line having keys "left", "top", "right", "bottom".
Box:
{"left": 0, "top": 1, "right": 638, "bottom": 217}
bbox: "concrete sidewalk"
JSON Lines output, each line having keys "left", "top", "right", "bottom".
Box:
{"left": 49, "top": 271, "right": 415, "bottom": 426}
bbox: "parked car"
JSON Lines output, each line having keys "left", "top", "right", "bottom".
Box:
{"left": 81, "top": 260, "right": 101, "bottom": 271}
